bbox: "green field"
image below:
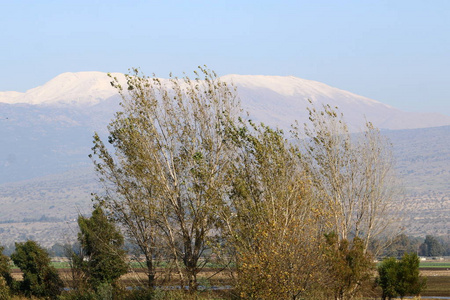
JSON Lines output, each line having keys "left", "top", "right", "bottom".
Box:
{"left": 420, "top": 261, "right": 450, "bottom": 268}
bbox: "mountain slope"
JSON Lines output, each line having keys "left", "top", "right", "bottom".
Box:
{"left": 383, "top": 126, "right": 450, "bottom": 236}
{"left": 0, "top": 72, "right": 123, "bottom": 106}
{"left": 224, "top": 74, "right": 450, "bottom": 131}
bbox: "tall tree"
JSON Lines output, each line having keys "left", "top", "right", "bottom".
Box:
{"left": 221, "top": 121, "right": 323, "bottom": 299}
{"left": 77, "top": 206, "right": 128, "bottom": 289}
{"left": 11, "top": 240, "right": 63, "bottom": 299}
{"left": 91, "top": 67, "right": 240, "bottom": 290}
{"left": 298, "top": 102, "right": 400, "bottom": 253}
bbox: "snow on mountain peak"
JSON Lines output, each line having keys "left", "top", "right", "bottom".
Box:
{"left": 0, "top": 71, "right": 124, "bottom": 106}
{"left": 1, "top": 71, "right": 388, "bottom": 109}
{"left": 221, "top": 74, "right": 390, "bottom": 108}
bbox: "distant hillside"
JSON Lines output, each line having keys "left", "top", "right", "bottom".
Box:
{"left": 385, "top": 126, "right": 450, "bottom": 193}
{"left": 0, "top": 126, "right": 448, "bottom": 245}
{"left": 0, "top": 167, "right": 98, "bottom": 246}
{"left": 384, "top": 126, "right": 450, "bottom": 237}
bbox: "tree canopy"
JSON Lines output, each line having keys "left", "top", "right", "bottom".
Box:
{"left": 91, "top": 67, "right": 240, "bottom": 290}
{"left": 90, "top": 67, "right": 400, "bottom": 297}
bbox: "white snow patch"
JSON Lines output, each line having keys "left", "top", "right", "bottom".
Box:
{"left": 0, "top": 72, "right": 125, "bottom": 106}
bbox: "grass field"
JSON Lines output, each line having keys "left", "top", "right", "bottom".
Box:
{"left": 420, "top": 261, "right": 450, "bottom": 268}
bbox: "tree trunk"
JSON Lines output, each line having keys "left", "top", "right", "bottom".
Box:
{"left": 145, "top": 253, "right": 155, "bottom": 287}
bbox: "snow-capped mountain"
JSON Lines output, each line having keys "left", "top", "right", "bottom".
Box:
{"left": 1, "top": 71, "right": 450, "bottom": 184}
{"left": 2, "top": 71, "right": 448, "bottom": 130}
{"left": 222, "top": 74, "right": 450, "bottom": 131}
{"left": 0, "top": 72, "right": 122, "bottom": 106}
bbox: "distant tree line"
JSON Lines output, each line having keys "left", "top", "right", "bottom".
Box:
{"left": 380, "top": 233, "right": 449, "bottom": 258}
{"left": 2, "top": 232, "right": 439, "bottom": 261}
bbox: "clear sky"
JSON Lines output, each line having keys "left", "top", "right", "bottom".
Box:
{"left": 1, "top": 0, "right": 449, "bottom": 115}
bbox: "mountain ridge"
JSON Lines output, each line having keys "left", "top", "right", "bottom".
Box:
{"left": 0, "top": 71, "right": 122, "bottom": 106}
{"left": 1, "top": 71, "right": 450, "bottom": 130}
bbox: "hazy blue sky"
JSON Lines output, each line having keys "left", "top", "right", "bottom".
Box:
{"left": 1, "top": 0, "right": 449, "bottom": 115}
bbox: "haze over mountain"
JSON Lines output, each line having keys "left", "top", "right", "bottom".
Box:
{"left": 0, "top": 71, "right": 449, "bottom": 244}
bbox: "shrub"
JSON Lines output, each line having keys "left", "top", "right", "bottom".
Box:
{"left": 11, "top": 240, "right": 63, "bottom": 299}
{"left": 376, "top": 253, "right": 426, "bottom": 300}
